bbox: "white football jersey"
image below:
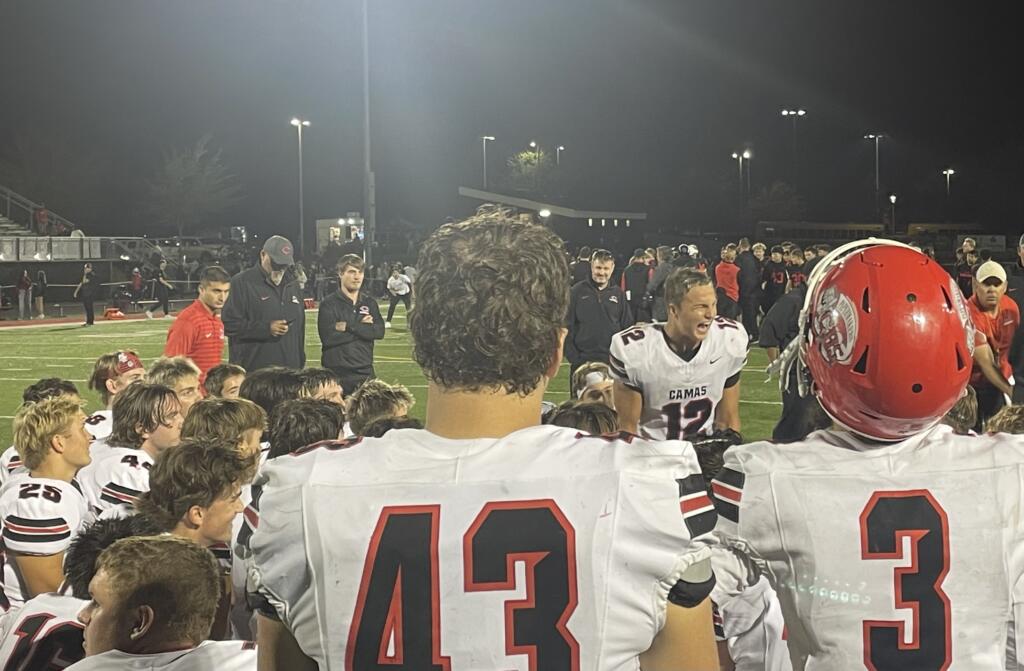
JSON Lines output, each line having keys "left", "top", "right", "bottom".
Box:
{"left": 65, "top": 640, "right": 256, "bottom": 670}
{"left": 83, "top": 411, "right": 112, "bottom": 443}
{"left": 0, "top": 591, "right": 85, "bottom": 668}
{"left": 609, "top": 318, "right": 747, "bottom": 440}
{"left": 77, "top": 447, "right": 153, "bottom": 516}
{"left": 709, "top": 425, "right": 1024, "bottom": 670}
{"left": 0, "top": 477, "right": 90, "bottom": 609}
{"left": 246, "top": 425, "right": 715, "bottom": 670}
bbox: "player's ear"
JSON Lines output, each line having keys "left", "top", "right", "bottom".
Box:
{"left": 105, "top": 378, "right": 118, "bottom": 396}
{"left": 128, "top": 604, "right": 156, "bottom": 646}
{"left": 546, "top": 329, "right": 568, "bottom": 380}
{"left": 50, "top": 433, "right": 65, "bottom": 456}
{"left": 186, "top": 505, "right": 205, "bottom": 529}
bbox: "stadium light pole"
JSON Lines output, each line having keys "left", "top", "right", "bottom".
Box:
{"left": 942, "top": 168, "right": 955, "bottom": 222}
{"left": 529, "top": 141, "right": 541, "bottom": 191}
{"left": 731, "top": 152, "right": 744, "bottom": 210}
{"left": 889, "top": 193, "right": 897, "bottom": 235}
{"left": 780, "top": 108, "right": 806, "bottom": 185}
{"left": 556, "top": 145, "right": 565, "bottom": 166}
{"left": 362, "top": 0, "right": 375, "bottom": 271}
{"left": 480, "top": 136, "right": 495, "bottom": 189}
{"left": 290, "top": 118, "right": 311, "bottom": 257}
{"left": 864, "top": 133, "right": 885, "bottom": 220}
{"left": 742, "top": 149, "right": 752, "bottom": 197}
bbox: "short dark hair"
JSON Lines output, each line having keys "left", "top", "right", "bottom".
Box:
{"left": 204, "top": 363, "right": 245, "bottom": 397}
{"left": 239, "top": 367, "right": 303, "bottom": 416}
{"left": 590, "top": 249, "right": 614, "bottom": 264}
{"left": 410, "top": 206, "right": 569, "bottom": 395}
{"left": 136, "top": 439, "right": 256, "bottom": 532}
{"left": 664, "top": 268, "right": 713, "bottom": 308}
{"left": 545, "top": 401, "right": 619, "bottom": 434}
{"left": 268, "top": 398, "right": 347, "bottom": 459}
{"left": 360, "top": 415, "right": 424, "bottom": 438}
{"left": 577, "top": 246, "right": 592, "bottom": 259}
{"left": 22, "top": 378, "right": 79, "bottom": 403}
{"left": 298, "top": 368, "right": 342, "bottom": 398}
{"left": 337, "top": 254, "right": 365, "bottom": 273}
{"left": 199, "top": 265, "right": 231, "bottom": 286}
{"left": 348, "top": 379, "right": 415, "bottom": 435}
{"left": 770, "top": 245, "right": 784, "bottom": 255}
{"left": 109, "top": 383, "right": 180, "bottom": 449}
{"left": 181, "top": 397, "right": 266, "bottom": 446}
{"left": 64, "top": 516, "right": 163, "bottom": 599}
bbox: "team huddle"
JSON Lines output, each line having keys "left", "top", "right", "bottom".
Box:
{"left": 0, "top": 206, "right": 1022, "bottom": 670}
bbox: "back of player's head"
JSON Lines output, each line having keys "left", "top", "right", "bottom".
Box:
{"left": 181, "top": 397, "right": 266, "bottom": 447}
{"left": 337, "top": 254, "right": 365, "bottom": 273}
{"left": 204, "top": 363, "right": 245, "bottom": 398}
{"left": 109, "top": 383, "right": 180, "bottom": 449}
{"left": 136, "top": 439, "right": 255, "bottom": 533}
{"left": 22, "top": 377, "right": 79, "bottom": 403}
{"left": 238, "top": 366, "right": 303, "bottom": 416}
{"left": 986, "top": 404, "right": 1024, "bottom": 434}
{"left": 410, "top": 206, "right": 569, "bottom": 396}
{"left": 146, "top": 356, "right": 200, "bottom": 389}
{"left": 267, "top": 398, "right": 347, "bottom": 459}
{"left": 12, "top": 396, "right": 85, "bottom": 470}
{"left": 664, "top": 268, "right": 713, "bottom": 307}
{"left": 360, "top": 415, "right": 424, "bottom": 438}
{"left": 64, "top": 516, "right": 162, "bottom": 600}
{"left": 91, "top": 535, "right": 220, "bottom": 649}
{"left": 347, "top": 379, "right": 415, "bottom": 435}
{"left": 941, "top": 385, "right": 977, "bottom": 435}
{"left": 578, "top": 246, "right": 592, "bottom": 260}
{"left": 88, "top": 350, "right": 144, "bottom": 406}
{"left": 656, "top": 245, "right": 673, "bottom": 263}
{"left": 802, "top": 242, "right": 972, "bottom": 441}
{"left": 545, "top": 401, "right": 619, "bottom": 435}
{"left": 198, "top": 265, "right": 231, "bottom": 287}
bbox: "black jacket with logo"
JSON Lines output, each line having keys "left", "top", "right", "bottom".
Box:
{"left": 564, "top": 279, "right": 633, "bottom": 366}
{"left": 317, "top": 290, "right": 385, "bottom": 377}
{"left": 222, "top": 265, "right": 306, "bottom": 371}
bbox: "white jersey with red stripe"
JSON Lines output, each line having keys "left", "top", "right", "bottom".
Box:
{"left": 0, "top": 476, "right": 89, "bottom": 609}
{"left": 608, "top": 319, "right": 747, "bottom": 440}
{"left": 245, "top": 425, "right": 715, "bottom": 670}
{"left": 709, "top": 425, "right": 1024, "bottom": 670}
{"left": 65, "top": 640, "right": 256, "bottom": 670}
{"left": 0, "top": 591, "right": 85, "bottom": 669}
{"left": 83, "top": 411, "right": 111, "bottom": 443}
{"left": 76, "top": 447, "right": 153, "bottom": 516}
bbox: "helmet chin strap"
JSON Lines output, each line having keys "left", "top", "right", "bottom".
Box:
{"left": 766, "top": 238, "right": 919, "bottom": 399}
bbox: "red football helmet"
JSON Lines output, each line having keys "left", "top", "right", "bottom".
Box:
{"left": 801, "top": 242, "right": 974, "bottom": 441}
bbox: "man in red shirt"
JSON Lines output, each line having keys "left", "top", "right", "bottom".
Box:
{"left": 968, "top": 260, "right": 1020, "bottom": 430}
{"left": 163, "top": 266, "right": 231, "bottom": 385}
{"left": 714, "top": 243, "right": 740, "bottom": 319}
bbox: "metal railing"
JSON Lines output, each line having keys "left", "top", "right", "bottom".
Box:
{"left": 0, "top": 236, "right": 167, "bottom": 263}
{"left": 0, "top": 184, "right": 77, "bottom": 235}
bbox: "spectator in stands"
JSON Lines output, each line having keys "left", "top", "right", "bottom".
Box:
{"left": 34, "top": 270, "right": 46, "bottom": 318}
{"left": 620, "top": 249, "right": 651, "bottom": 322}
{"left": 162, "top": 266, "right": 230, "bottom": 383}
{"left": 347, "top": 379, "right": 414, "bottom": 436}
{"left": 16, "top": 269, "right": 32, "bottom": 320}
{"left": 146, "top": 259, "right": 175, "bottom": 319}
{"left": 73, "top": 263, "right": 97, "bottom": 326}
{"left": 129, "top": 268, "right": 143, "bottom": 309}
{"left": 318, "top": 254, "right": 385, "bottom": 394}
{"left": 565, "top": 249, "right": 632, "bottom": 382}
{"left": 736, "top": 238, "right": 760, "bottom": 338}
{"left": 968, "top": 261, "right": 1020, "bottom": 430}
{"left": 33, "top": 203, "right": 48, "bottom": 235}
{"left": 222, "top": 235, "right": 306, "bottom": 371}
{"left": 569, "top": 246, "right": 592, "bottom": 285}
{"left": 204, "top": 363, "right": 245, "bottom": 399}
{"left": 714, "top": 244, "right": 740, "bottom": 319}
{"left": 267, "top": 398, "right": 347, "bottom": 459}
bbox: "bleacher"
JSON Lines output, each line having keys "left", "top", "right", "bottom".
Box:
{"left": 0, "top": 215, "right": 31, "bottom": 237}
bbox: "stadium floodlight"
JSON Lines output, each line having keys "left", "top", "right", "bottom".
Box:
{"left": 538, "top": 209, "right": 551, "bottom": 218}
{"left": 290, "top": 118, "right": 310, "bottom": 128}
{"left": 347, "top": 218, "right": 355, "bottom": 225}
{"left": 529, "top": 140, "right": 537, "bottom": 148}
{"left": 481, "top": 136, "right": 495, "bottom": 188}
{"left": 742, "top": 149, "right": 752, "bottom": 159}
{"left": 890, "top": 194, "right": 897, "bottom": 204}
{"left": 556, "top": 145, "right": 566, "bottom": 165}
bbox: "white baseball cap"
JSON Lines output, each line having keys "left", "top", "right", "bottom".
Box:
{"left": 975, "top": 260, "right": 1007, "bottom": 284}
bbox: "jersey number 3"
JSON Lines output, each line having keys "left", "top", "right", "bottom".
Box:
{"left": 859, "top": 490, "right": 951, "bottom": 671}
{"left": 347, "top": 500, "right": 579, "bottom": 671}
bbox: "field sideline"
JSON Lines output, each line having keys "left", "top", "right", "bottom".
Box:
{"left": 0, "top": 307, "right": 783, "bottom": 447}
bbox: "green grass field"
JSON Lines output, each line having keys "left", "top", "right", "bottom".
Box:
{"left": 0, "top": 307, "right": 783, "bottom": 446}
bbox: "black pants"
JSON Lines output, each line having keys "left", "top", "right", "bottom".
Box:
{"left": 83, "top": 298, "right": 95, "bottom": 325}
{"left": 334, "top": 369, "right": 374, "bottom": 396}
{"left": 740, "top": 294, "right": 760, "bottom": 339}
{"left": 717, "top": 294, "right": 740, "bottom": 320}
{"left": 156, "top": 288, "right": 170, "bottom": 315}
{"left": 974, "top": 384, "right": 1008, "bottom": 432}
{"left": 386, "top": 293, "right": 411, "bottom": 322}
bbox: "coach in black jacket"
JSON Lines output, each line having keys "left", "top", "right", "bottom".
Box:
{"left": 222, "top": 236, "right": 306, "bottom": 371}
{"left": 564, "top": 250, "right": 633, "bottom": 381}
{"left": 318, "top": 254, "right": 385, "bottom": 394}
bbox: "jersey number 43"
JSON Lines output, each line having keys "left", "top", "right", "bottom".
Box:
{"left": 347, "top": 500, "right": 579, "bottom": 671}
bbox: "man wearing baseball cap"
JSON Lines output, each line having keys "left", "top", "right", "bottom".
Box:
{"left": 221, "top": 235, "right": 306, "bottom": 371}
{"left": 967, "top": 259, "right": 1020, "bottom": 429}
{"left": 1007, "top": 233, "right": 1024, "bottom": 402}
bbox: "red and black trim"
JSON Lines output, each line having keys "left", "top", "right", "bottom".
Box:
{"left": 3, "top": 515, "right": 71, "bottom": 544}
{"left": 291, "top": 436, "right": 363, "bottom": 457}
{"left": 711, "top": 602, "right": 726, "bottom": 639}
{"left": 710, "top": 467, "right": 745, "bottom": 524}
{"left": 99, "top": 482, "right": 141, "bottom": 507}
{"left": 677, "top": 475, "right": 716, "bottom": 537}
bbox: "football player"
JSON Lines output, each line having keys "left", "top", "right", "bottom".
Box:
{"left": 245, "top": 207, "right": 719, "bottom": 670}
{"left": 84, "top": 350, "right": 146, "bottom": 445}
{"left": 72, "top": 536, "right": 256, "bottom": 669}
{"left": 709, "top": 240, "right": 1024, "bottom": 668}
{"left": 611, "top": 268, "right": 747, "bottom": 440}
{"left": 0, "top": 397, "right": 93, "bottom": 607}
{"left": 146, "top": 356, "right": 202, "bottom": 418}
{"left": 77, "top": 384, "right": 183, "bottom": 516}
{"left": 0, "top": 377, "right": 81, "bottom": 483}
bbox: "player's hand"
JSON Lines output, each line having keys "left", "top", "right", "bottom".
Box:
{"left": 361, "top": 315, "right": 374, "bottom": 324}
{"left": 270, "top": 320, "right": 289, "bottom": 336}
{"left": 335, "top": 320, "right": 348, "bottom": 332}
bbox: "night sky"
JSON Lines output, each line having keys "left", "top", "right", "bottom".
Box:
{"left": 1, "top": 1, "right": 1019, "bottom": 242}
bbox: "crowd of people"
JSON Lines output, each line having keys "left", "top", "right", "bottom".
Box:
{"left": 0, "top": 208, "right": 1022, "bottom": 669}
